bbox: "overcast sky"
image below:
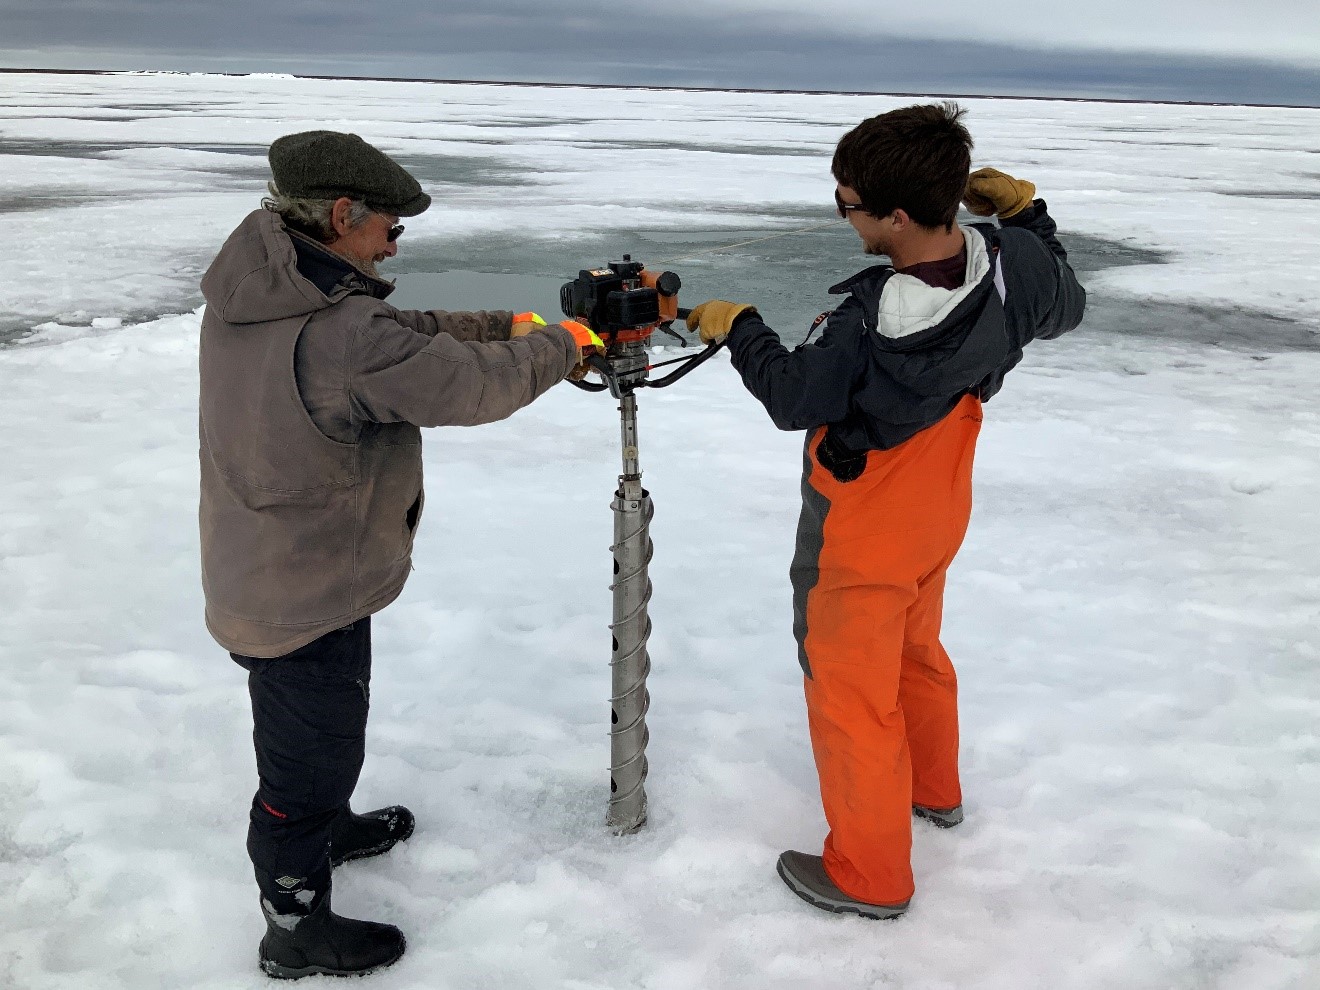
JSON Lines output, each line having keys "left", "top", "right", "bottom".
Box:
{"left": 3, "top": 0, "right": 1319, "bottom": 106}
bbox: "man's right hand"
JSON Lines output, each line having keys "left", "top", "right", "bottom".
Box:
{"left": 512, "top": 313, "right": 603, "bottom": 370}
{"left": 963, "top": 167, "right": 1036, "bottom": 218}
{"left": 560, "top": 320, "right": 605, "bottom": 378}
{"left": 686, "top": 300, "right": 757, "bottom": 344}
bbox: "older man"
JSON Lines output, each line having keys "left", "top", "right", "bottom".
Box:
{"left": 199, "top": 130, "right": 599, "bottom": 979}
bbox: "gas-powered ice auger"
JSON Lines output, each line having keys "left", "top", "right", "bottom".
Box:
{"left": 560, "top": 256, "right": 724, "bottom": 834}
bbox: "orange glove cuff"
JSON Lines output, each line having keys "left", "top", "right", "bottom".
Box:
{"left": 562, "top": 320, "right": 605, "bottom": 351}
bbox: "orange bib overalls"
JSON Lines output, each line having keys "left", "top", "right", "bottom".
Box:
{"left": 790, "top": 393, "right": 983, "bottom": 904}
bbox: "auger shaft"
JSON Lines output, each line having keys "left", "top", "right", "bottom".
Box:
{"left": 606, "top": 388, "right": 652, "bottom": 834}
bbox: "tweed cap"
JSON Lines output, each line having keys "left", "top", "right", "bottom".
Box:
{"left": 268, "top": 130, "right": 431, "bottom": 217}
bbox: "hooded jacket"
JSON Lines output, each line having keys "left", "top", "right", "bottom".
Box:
{"left": 199, "top": 208, "right": 577, "bottom": 658}
{"left": 725, "top": 201, "right": 1085, "bottom": 468}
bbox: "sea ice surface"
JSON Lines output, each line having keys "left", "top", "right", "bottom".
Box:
{"left": 0, "top": 73, "right": 1317, "bottom": 989}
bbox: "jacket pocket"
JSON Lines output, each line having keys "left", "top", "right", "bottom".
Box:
{"left": 200, "top": 466, "right": 356, "bottom": 624}
{"left": 400, "top": 487, "right": 424, "bottom": 559}
{"left": 405, "top": 492, "right": 422, "bottom": 532}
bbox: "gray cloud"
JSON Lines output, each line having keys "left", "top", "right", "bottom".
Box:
{"left": 3, "top": 0, "right": 1319, "bottom": 106}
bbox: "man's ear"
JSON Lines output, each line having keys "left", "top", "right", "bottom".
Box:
{"left": 889, "top": 208, "right": 911, "bottom": 231}
{"left": 329, "top": 197, "right": 355, "bottom": 239}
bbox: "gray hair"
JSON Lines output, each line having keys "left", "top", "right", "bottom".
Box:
{"left": 262, "top": 181, "right": 374, "bottom": 242}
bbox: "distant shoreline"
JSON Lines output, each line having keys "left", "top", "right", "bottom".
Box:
{"left": 2, "top": 66, "right": 1317, "bottom": 112}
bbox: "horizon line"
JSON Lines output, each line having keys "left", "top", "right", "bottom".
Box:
{"left": 3, "top": 65, "right": 1318, "bottom": 112}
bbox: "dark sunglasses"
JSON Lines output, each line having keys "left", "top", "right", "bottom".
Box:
{"left": 834, "top": 189, "right": 868, "bottom": 219}
{"left": 373, "top": 211, "right": 404, "bottom": 242}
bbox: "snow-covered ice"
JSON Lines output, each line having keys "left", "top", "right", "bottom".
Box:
{"left": 0, "top": 73, "right": 1318, "bottom": 989}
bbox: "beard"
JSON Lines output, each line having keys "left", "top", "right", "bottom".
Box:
{"left": 326, "top": 241, "right": 384, "bottom": 279}
{"left": 343, "top": 251, "right": 382, "bottom": 279}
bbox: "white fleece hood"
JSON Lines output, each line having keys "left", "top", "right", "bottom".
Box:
{"left": 873, "top": 226, "right": 1003, "bottom": 340}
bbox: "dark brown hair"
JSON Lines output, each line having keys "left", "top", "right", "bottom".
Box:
{"left": 831, "top": 102, "right": 973, "bottom": 231}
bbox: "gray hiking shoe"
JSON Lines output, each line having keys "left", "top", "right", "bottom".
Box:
{"left": 912, "top": 804, "right": 964, "bottom": 828}
{"left": 775, "top": 851, "right": 909, "bottom": 920}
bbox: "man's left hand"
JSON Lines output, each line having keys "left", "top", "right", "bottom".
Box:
{"left": 963, "top": 167, "right": 1036, "bottom": 218}
{"left": 511, "top": 312, "right": 548, "bottom": 339}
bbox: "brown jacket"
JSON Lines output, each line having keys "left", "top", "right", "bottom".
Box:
{"left": 199, "top": 209, "right": 576, "bottom": 657}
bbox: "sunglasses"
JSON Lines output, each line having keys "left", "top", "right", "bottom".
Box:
{"left": 373, "top": 211, "right": 405, "bottom": 242}
{"left": 834, "top": 189, "right": 868, "bottom": 219}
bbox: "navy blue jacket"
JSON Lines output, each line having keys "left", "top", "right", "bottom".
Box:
{"left": 725, "top": 201, "right": 1086, "bottom": 458}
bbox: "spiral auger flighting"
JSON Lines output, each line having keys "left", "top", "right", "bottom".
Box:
{"left": 607, "top": 390, "right": 652, "bottom": 834}
{"left": 560, "top": 257, "right": 726, "bottom": 835}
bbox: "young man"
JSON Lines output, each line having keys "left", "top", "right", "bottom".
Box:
{"left": 686, "top": 103, "right": 1085, "bottom": 919}
{"left": 200, "top": 131, "right": 599, "bottom": 977}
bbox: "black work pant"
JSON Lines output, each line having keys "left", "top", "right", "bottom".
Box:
{"left": 231, "top": 617, "right": 371, "bottom": 911}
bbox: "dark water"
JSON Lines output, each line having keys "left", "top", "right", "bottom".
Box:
{"left": 390, "top": 270, "right": 569, "bottom": 317}
{"left": 0, "top": 139, "right": 270, "bottom": 159}
{"left": 1, "top": 138, "right": 1314, "bottom": 351}
{"left": 389, "top": 222, "right": 1317, "bottom": 353}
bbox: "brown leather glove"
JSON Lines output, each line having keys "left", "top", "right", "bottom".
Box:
{"left": 685, "top": 300, "right": 757, "bottom": 344}
{"left": 963, "top": 167, "right": 1036, "bottom": 218}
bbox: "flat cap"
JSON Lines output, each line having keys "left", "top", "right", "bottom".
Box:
{"left": 268, "top": 130, "right": 431, "bottom": 217}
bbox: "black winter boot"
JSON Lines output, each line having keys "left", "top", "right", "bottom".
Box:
{"left": 259, "top": 889, "right": 406, "bottom": 979}
{"left": 330, "top": 805, "right": 415, "bottom": 867}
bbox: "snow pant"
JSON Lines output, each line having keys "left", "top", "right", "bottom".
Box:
{"left": 789, "top": 395, "right": 982, "bottom": 905}
{"left": 231, "top": 617, "right": 372, "bottom": 913}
